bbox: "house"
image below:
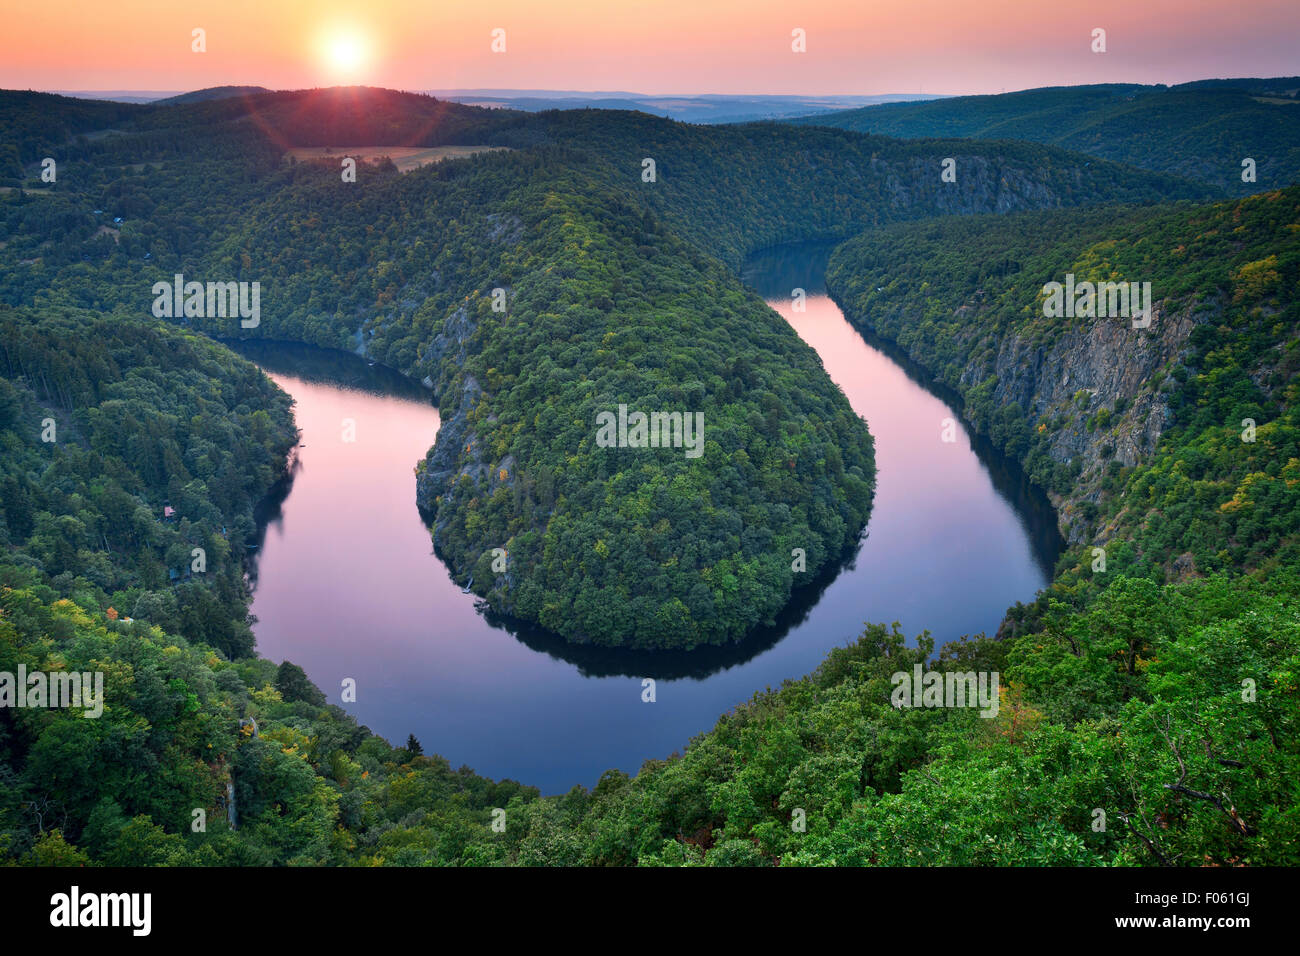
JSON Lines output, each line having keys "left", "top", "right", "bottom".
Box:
{"left": 113, "top": 217, "right": 123, "bottom": 224}
{"left": 163, "top": 505, "right": 176, "bottom": 519}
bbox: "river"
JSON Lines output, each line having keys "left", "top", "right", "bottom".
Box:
{"left": 234, "top": 241, "right": 1061, "bottom": 794}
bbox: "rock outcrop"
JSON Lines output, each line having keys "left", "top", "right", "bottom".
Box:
{"left": 967, "top": 302, "right": 1200, "bottom": 540}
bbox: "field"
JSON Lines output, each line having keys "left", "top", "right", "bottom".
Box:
{"left": 284, "top": 144, "right": 509, "bottom": 171}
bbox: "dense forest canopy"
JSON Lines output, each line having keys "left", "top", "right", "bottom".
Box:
{"left": 0, "top": 307, "right": 296, "bottom": 658}
{"left": 0, "top": 86, "right": 1296, "bottom": 866}
{"left": 788, "top": 78, "right": 1300, "bottom": 197}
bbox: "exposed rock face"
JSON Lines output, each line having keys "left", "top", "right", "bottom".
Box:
{"left": 416, "top": 372, "right": 485, "bottom": 528}
{"left": 833, "top": 268, "right": 1206, "bottom": 550}
{"left": 1172, "top": 551, "right": 1199, "bottom": 581}
{"left": 956, "top": 303, "right": 1201, "bottom": 544}
{"left": 413, "top": 303, "right": 484, "bottom": 531}
{"left": 882, "top": 156, "right": 1075, "bottom": 216}
{"left": 972, "top": 305, "right": 1194, "bottom": 460}
{"left": 352, "top": 324, "right": 374, "bottom": 358}
{"left": 413, "top": 284, "right": 520, "bottom": 543}
{"left": 420, "top": 303, "right": 477, "bottom": 400}
{"left": 484, "top": 212, "right": 524, "bottom": 245}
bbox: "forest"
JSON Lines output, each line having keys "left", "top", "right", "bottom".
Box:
{"left": 0, "top": 86, "right": 1296, "bottom": 866}
{"left": 790, "top": 78, "right": 1300, "bottom": 196}
{"left": 0, "top": 306, "right": 296, "bottom": 658}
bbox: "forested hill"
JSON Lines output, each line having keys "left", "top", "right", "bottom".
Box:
{"left": 0, "top": 91, "right": 143, "bottom": 165}
{"left": 0, "top": 306, "right": 297, "bottom": 658}
{"left": 0, "top": 87, "right": 519, "bottom": 161}
{"left": 0, "top": 86, "right": 1207, "bottom": 649}
{"left": 788, "top": 80, "right": 1300, "bottom": 196}
{"left": 490, "top": 110, "right": 1204, "bottom": 268}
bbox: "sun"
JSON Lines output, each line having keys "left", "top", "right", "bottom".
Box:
{"left": 318, "top": 28, "right": 370, "bottom": 80}
{"left": 328, "top": 35, "right": 364, "bottom": 71}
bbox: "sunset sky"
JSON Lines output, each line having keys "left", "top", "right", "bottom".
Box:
{"left": 2, "top": 0, "right": 1297, "bottom": 96}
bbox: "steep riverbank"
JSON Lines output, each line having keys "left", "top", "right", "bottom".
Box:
{"left": 824, "top": 204, "right": 1223, "bottom": 558}
{"left": 824, "top": 282, "right": 1200, "bottom": 548}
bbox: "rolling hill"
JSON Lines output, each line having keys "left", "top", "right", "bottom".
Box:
{"left": 789, "top": 79, "right": 1300, "bottom": 196}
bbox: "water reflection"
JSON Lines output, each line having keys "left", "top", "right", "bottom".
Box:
{"left": 480, "top": 543, "right": 857, "bottom": 680}
{"left": 232, "top": 244, "right": 1062, "bottom": 793}
{"left": 226, "top": 338, "right": 432, "bottom": 402}
{"left": 743, "top": 242, "right": 1061, "bottom": 582}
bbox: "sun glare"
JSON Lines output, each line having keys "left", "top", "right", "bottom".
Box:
{"left": 320, "top": 29, "right": 369, "bottom": 80}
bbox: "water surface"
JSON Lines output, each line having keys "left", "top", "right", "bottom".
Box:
{"left": 236, "top": 243, "right": 1060, "bottom": 794}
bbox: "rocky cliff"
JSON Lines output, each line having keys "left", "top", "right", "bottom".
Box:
{"left": 828, "top": 277, "right": 1206, "bottom": 548}
{"left": 961, "top": 301, "right": 1201, "bottom": 543}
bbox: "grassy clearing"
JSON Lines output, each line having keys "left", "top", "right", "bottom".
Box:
{"left": 284, "top": 144, "right": 509, "bottom": 172}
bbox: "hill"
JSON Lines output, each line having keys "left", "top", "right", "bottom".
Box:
{"left": 0, "top": 306, "right": 297, "bottom": 658}
{"left": 789, "top": 80, "right": 1300, "bottom": 195}
{"left": 827, "top": 187, "right": 1300, "bottom": 598}
{"left": 152, "top": 86, "right": 272, "bottom": 105}
{"left": 428, "top": 90, "right": 941, "bottom": 124}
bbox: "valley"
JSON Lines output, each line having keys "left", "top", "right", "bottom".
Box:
{"left": 0, "top": 79, "right": 1295, "bottom": 869}
{"left": 234, "top": 243, "right": 1058, "bottom": 794}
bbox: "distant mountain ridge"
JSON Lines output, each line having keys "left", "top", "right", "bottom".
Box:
{"left": 151, "top": 85, "right": 273, "bottom": 105}
{"left": 53, "top": 90, "right": 183, "bottom": 103}
{"left": 788, "top": 79, "right": 1300, "bottom": 195}
{"left": 50, "top": 86, "right": 942, "bottom": 123}
{"left": 424, "top": 90, "right": 942, "bottom": 123}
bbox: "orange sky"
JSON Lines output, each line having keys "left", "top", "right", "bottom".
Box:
{"left": 2, "top": 0, "right": 1296, "bottom": 95}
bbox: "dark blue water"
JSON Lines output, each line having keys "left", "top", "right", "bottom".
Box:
{"left": 238, "top": 243, "right": 1060, "bottom": 794}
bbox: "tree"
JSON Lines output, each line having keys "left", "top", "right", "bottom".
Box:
{"left": 274, "top": 661, "right": 326, "bottom": 706}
